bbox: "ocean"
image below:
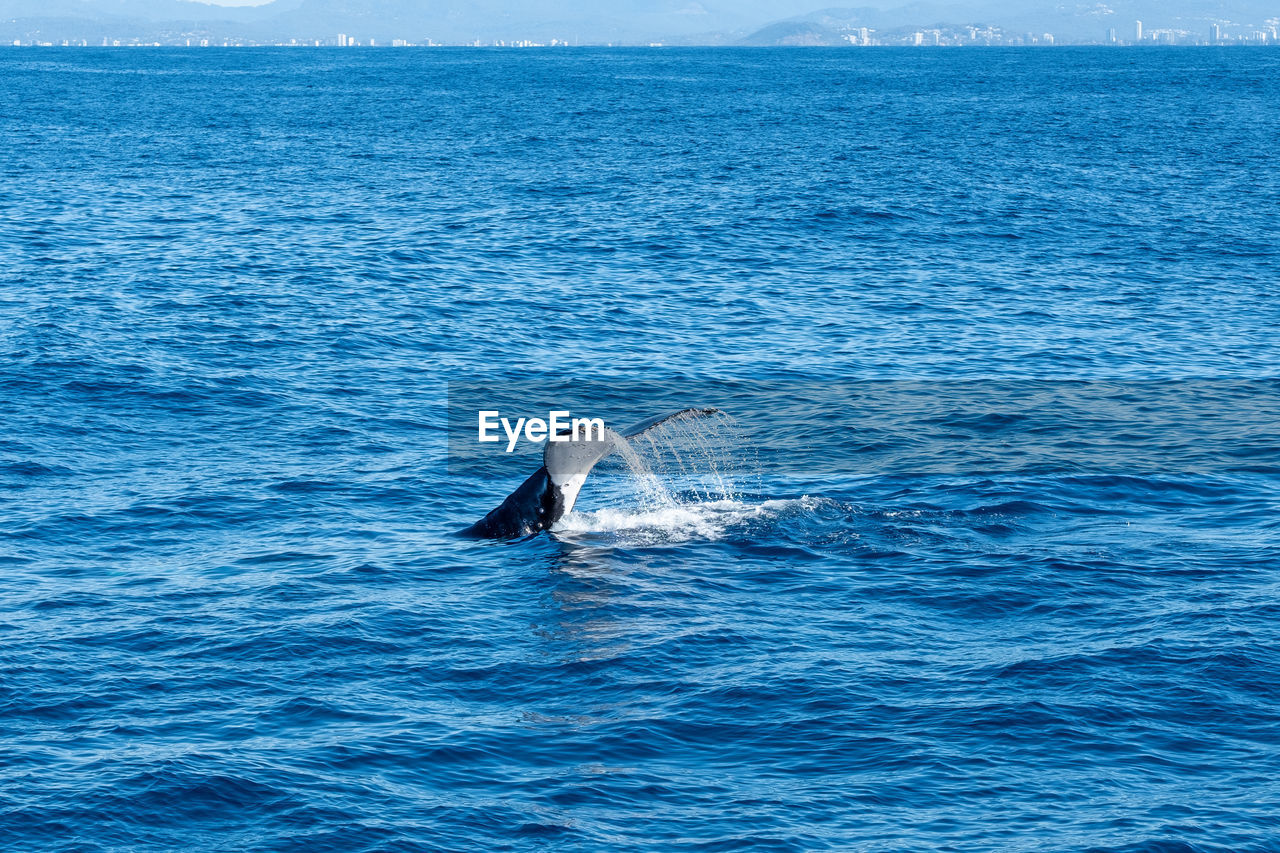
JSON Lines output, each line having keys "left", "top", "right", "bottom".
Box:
{"left": 1, "top": 46, "right": 1278, "bottom": 851}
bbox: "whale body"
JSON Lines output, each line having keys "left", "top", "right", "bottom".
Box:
{"left": 462, "top": 408, "right": 719, "bottom": 539}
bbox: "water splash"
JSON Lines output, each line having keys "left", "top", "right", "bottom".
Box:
{"left": 616, "top": 409, "right": 749, "bottom": 503}
{"left": 556, "top": 410, "right": 765, "bottom": 543}
{"left": 607, "top": 434, "right": 676, "bottom": 510}
{"left": 554, "top": 497, "right": 818, "bottom": 545}
{"left": 627, "top": 409, "right": 740, "bottom": 502}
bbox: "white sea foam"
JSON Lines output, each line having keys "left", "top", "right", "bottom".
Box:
{"left": 554, "top": 497, "right": 818, "bottom": 544}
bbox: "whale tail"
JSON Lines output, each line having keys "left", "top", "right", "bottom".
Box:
{"left": 461, "top": 407, "right": 720, "bottom": 539}
{"left": 617, "top": 407, "right": 720, "bottom": 439}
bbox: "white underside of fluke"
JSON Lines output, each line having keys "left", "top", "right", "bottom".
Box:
{"left": 542, "top": 428, "right": 621, "bottom": 514}
{"left": 555, "top": 470, "right": 590, "bottom": 515}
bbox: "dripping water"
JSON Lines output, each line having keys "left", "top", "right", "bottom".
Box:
{"left": 611, "top": 409, "right": 747, "bottom": 505}
{"left": 554, "top": 410, "right": 764, "bottom": 542}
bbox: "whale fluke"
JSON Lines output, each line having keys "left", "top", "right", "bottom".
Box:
{"left": 618, "top": 407, "right": 720, "bottom": 439}
{"left": 462, "top": 407, "right": 720, "bottom": 539}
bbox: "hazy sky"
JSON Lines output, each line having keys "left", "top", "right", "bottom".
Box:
{"left": 39, "top": 0, "right": 1280, "bottom": 41}
{"left": 188, "top": 0, "right": 900, "bottom": 8}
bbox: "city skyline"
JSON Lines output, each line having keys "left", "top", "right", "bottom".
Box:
{"left": 3, "top": 0, "right": 1280, "bottom": 47}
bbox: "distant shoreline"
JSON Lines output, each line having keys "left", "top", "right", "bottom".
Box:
{"left": 5, "top": 42, "right": 1280, "bottom": 49}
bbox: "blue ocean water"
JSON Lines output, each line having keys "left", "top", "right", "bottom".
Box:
{"left": 2, "top": 46, "right": 1280, "bottom": 851}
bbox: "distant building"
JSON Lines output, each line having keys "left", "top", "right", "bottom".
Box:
{"left": 1107, "top": 27, "right": 1117, "bottom": 44}
{"left": 1210, "top": 23, "right": 1221, "bottom": 44}
{"left": 1135, "top": 20, "right": 1143, "bottom": 41}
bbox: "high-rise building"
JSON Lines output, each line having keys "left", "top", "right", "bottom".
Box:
{"left": 1210, "top": 23, "right": 1221, "bottom": 44}
{"left": 1135, "top": 20, "right": 1143, "bottom": 41}
{"left": 1107, "top": 27, "right": 1117, "bottom": 44}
